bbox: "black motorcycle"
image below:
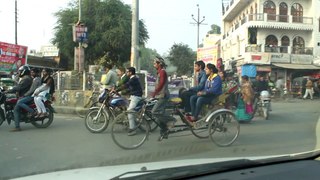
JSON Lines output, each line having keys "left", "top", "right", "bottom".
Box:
{"left": 0, "top": 87, "right": 55, "bottom": 128}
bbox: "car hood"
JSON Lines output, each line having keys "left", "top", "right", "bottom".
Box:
{"left": 14, "top": 150, "right": 320, "bottom": 180}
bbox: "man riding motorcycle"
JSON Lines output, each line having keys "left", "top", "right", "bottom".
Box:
{"left": 5, "top": 65, "right": 33, "bottom": 131}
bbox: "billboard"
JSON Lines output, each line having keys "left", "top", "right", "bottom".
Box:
{"left": 0, "top": 42, "right": 27, "bottom": 73}
{"left": 197, "top": 46, "right": 219, "bottom": 64}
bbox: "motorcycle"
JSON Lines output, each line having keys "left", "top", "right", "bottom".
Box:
{"left": 84, "top": 89, "right": 128, "bottom": 133}
{"left": 257, "top": 90, "right": 271, "bottom": 120}
{"left": 0, "top": 87, "right": 55, "bottom": 128}
{"left": 84, "top": 89, "right": 158, "bottom": 133}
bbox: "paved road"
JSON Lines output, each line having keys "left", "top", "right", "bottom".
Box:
{"left": 0, "top": 99, "right": 319, "bottom": 179}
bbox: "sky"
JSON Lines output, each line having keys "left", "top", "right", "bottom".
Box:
{"left": 0, "top": 0, "right": 222, "bottom": 55}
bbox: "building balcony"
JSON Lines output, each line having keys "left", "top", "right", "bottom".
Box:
{"left": 245, "top": 44, "right": 313, "bottom": 55}
{"left": 223, "top": 13, "right": 313, "bottom": 39}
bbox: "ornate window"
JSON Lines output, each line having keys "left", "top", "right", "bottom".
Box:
{"left": 279, "top": 2, "right": 288, "bottom": 22}
{"left": 291, "top": 3, "right": 303, "bottom": 23}
{"left": 292, "top": 36, "right": 305, "bottom": 54}
{"left": 265, "top": 35, "right": 278, "bottom": 52}
{"left": 263, "top": 1, "right": 276, "bottom": 21}
{"left": 280, "top": 36, "right": 289, "bottom": 53}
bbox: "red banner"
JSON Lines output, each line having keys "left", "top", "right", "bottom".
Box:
{"left": 0, "top": 42, "right": 27, "bottom": 73}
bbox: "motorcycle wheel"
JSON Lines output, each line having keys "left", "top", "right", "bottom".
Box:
{"left": 84, "top": 107, "right": 110, "bottom": 133}
{"left": 31, "top": 107, "right": 54, "bottom": 128}
{"left": 263, "top": 104, "right": 269, "bottom": 120}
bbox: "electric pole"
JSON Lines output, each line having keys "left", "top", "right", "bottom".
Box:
{"left": 131, "top": 0, "right": 139, "bottom": 72}
{"left": 15, "top": 0, "right": 18, "bottom": 44}
{"left": 191, "top": 4, "right": 206, "bottom": 48}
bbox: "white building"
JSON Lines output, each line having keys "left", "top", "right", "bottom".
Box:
{"left": 221, "top": 0, "right": 320, "bottom": 92}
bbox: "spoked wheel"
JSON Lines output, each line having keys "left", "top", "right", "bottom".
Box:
{"left": 190, "top": 120, "right": 209, "bottom": 139}
{"left": 138, "top": 110, "right": 158, "bottom": 132}
{"left": 111, "top": 112, "right": 150, "bottom": 150}
{"left": 208, "top": 111, "right": 239, "bottom": 147}
{"left": 84, "top": 108, "right": 109, "bottom": 133}
{"left": 31, "top": 107, "right": 54, "bottom": 128}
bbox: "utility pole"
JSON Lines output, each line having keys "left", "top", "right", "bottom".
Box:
{"left": 15, "top": 0, "right": 18, "bottom": 44}
{"left": 191, "top": 4, "right": 206, "bottom": 86}
{"left": 131, "top": 0, "right": 139, "bottom": 72}
{"left": 191, "top": 4, "right": 206, "bottom": 49}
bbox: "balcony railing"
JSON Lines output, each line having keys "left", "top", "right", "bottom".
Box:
{"left": 291, "top": 47, "right": 313, "bottom": 55}
{"left": 248, "top": 13, "right": 264, "bottom": 21}
{"left": 245, "top": 45, "right": 313, "bottom": 55}
{"left": 245, "top": 44, "right": 262, "bottom": 52}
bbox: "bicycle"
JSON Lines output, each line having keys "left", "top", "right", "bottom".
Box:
{"left": 111, "top": 93, "right": 240, "bottom": 150}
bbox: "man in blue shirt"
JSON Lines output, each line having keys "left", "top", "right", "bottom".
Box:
{"left": 180, "top": 61, "right": 207, "bottom": 113}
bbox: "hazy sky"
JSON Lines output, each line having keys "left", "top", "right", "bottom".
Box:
{"left": 0, "top": 0, "right": 222, "bottom": 55}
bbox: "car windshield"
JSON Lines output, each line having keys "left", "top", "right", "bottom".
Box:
{"left": 1, "top": 0, "right": 320, "bottom": 179}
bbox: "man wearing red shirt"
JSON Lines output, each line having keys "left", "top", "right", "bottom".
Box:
{"left": 151, "top": 57, "right": 175, "bottom": 141}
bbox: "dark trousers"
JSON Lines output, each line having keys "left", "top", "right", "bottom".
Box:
{"left": 180, "top": 90, "right": 196, "bottom": 112}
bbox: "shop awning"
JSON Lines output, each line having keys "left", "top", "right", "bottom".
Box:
{"left": 272, "top": 63, "right": 320, "bottom": 70}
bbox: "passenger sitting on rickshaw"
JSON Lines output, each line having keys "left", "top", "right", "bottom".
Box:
{"left": 187, "top": 63, "right": 222, "bottom": 122}
{"left": 179, "top": 60, "right": 207, "bottom": 114}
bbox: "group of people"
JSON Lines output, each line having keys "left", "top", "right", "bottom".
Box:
{"left": 4, "top": 66, "right": 55, "bottom": 132}
{"left": 179, "top": 61, "right": 223, "bottom": 122}
{"left": 99, "top": 57, "right": 176, "bottom": 139}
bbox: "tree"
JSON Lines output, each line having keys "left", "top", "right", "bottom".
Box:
{"left": 52, "top": 0, "right": 149, "bottom": 70}
{"left": 166, "top": 43, "right": 196, "bottom": 76}
{"left": 139, "top": 47, "right": 159, "bottom": 75}
{"left": 207, "top": 24, "right": 221, "bottom": 34}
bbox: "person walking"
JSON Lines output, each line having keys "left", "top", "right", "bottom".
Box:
{"left": 303, "top": 78, "right": 313, "bottom": 100}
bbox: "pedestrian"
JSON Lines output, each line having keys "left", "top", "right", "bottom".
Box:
{"left": 303, "top": 78, "right": 313, "bottom": 100}
{"left": 240, "top": 75, "right": 254, "bottom": 114}
{"left": 151, "top": 56, "right": 175, "bottom": 141}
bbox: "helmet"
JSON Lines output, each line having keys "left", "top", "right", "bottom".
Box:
{"left": 154, "top": 56, "right": 167, "bottom": 67}
{"left": 18, "top": 65, "right": 30, "bottom": 77}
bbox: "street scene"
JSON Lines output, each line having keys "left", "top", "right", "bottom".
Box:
{"left": 1, "top": 0, "right": 320, "bottom": 179}
{"left": 0, "top": 99, "right": 319, "bottom": 179}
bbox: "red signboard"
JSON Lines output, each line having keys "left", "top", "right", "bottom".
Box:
{"left": 0, "top": 42, "right": 27, "bottom": 73}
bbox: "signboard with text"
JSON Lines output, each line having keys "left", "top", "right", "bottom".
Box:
{"left": 73, "top": 24, "right": 88, "bottom": 43}
{"left": 197, "top": 46, "right": 218, "bottom": 65}
{"left": 0, "top": 42, "right": 27, "bottom": 73}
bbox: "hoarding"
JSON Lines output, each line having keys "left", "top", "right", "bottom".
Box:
{"left": 0, "top": 42, "right": 27, "bottom": 73}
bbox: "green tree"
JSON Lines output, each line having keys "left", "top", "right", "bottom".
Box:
{"left": 207, "top": 24, "right": 221, "bottom": 34}
{"left": 52, "top": 0, "right": 149, "bottom": 69}
{"left": 166, "top": 43, "right": 196, "bottom": 76}
{"left": 139, "top": 47, "right": 159, "bottom": 75}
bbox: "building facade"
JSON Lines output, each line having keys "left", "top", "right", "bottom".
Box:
{"left": 221, "top": 0, "right": 320, "bottom": 93}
